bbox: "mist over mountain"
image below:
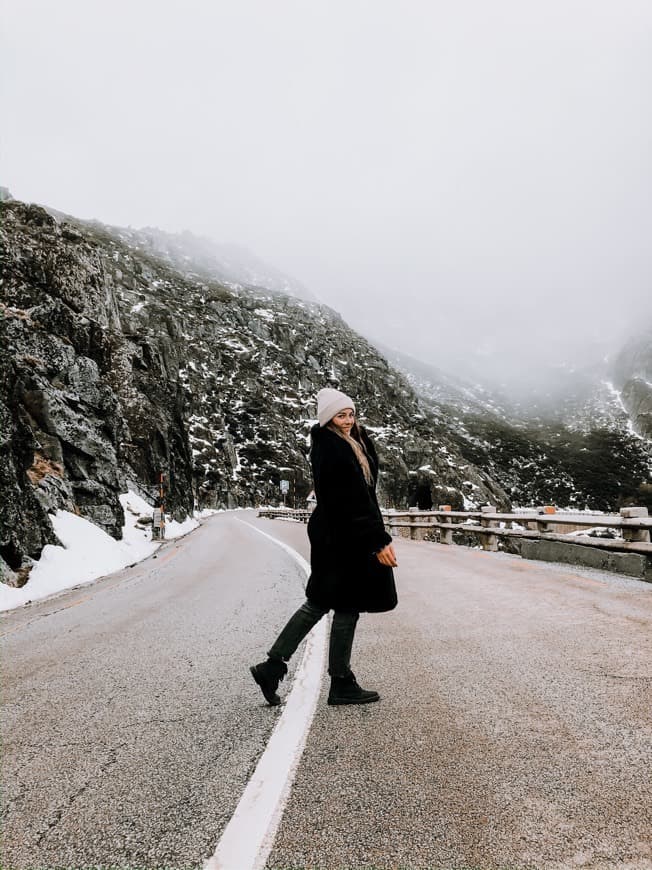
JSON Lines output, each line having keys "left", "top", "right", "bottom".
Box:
{"left": 4, "top": 1, "right": 651, "bottom": 424}
{"left": 377, "top": 337, "right": 652, "bottom": 513}
{"left": 41, "top": 206, "right": 316, "bottom": 303}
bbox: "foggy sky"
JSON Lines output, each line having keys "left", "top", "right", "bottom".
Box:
{"left": 2, "top": 1, "right": 651, "bottom": 390}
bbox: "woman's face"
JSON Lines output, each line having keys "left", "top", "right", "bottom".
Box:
{"left": 331, "top": 407, "right": 355, "bottom": 434}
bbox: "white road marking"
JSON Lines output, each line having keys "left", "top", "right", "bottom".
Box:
{"left": 235, "top": 519, "right": 311, "bottom": 587}
{"left": 204, "top": 519, "right": 327, "bottom": 870}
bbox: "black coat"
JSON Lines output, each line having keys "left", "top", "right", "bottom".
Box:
{"left": 305, "top": 423, "right": 398, "bottom": 613}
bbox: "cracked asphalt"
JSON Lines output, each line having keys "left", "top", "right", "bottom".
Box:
{"left": 1, "top": 511, "right": 307, "bottom": 870}
{"left": 2, "top": 512, "right": 652, "bottom": 869}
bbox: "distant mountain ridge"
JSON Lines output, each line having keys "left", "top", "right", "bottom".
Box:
{"left": 374, "top": 339, "right": 652, "bottom": 512}
{"left": 43, "top": 208, "right": 316, "bottom": 303}
{"left": 374, "top": 342, "right": 514, "bottom": 420}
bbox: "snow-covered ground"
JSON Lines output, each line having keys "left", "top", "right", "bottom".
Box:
{"left": 0, "top": 491, "right": 215, "bottom": 613}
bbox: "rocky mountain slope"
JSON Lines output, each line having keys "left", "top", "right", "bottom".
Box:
{"left": 381, "top": 344, "right": 652, "bottom": 512}
{"left": 0, "top": 199, "right": 506, "bottom": 585}
{"left": 612, "top": 324, "right": 652, "bottom": 441}
{"left": 3, "top": 195, "right": 649, "bottom": 588}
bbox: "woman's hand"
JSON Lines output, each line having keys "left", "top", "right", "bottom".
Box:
{"left": 375, "top": 544, "right": 398, "bottom": 567}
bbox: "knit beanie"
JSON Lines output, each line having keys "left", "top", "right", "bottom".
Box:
{"left": 317, "top": 388, "right": 356, "bottom": 427}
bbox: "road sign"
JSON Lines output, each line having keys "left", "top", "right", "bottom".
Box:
{"left": 280, "top": 480, "right": 289, "bottom": 494}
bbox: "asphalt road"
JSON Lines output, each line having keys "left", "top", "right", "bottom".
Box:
{"left": 256, "top": 519, "right": 652, "bottom": 870}
{"left": 2, "top": 511, "right": 651, "bottom": 869}
{"left": 1, "top": 512, "right": 308, "bottom": 870}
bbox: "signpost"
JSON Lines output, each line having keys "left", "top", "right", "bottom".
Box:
{"left": 152, "top": 472, "right": 166, "bottom": 540}
{"left": 280, "top": 479, "right": 289, "bottom": 506}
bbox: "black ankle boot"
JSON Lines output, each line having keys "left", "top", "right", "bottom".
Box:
{"left": 328, "top": 672, "right": 380, "bottom": 706}
{"left": 250, "top": 658, "right": 288, "bottom": 706}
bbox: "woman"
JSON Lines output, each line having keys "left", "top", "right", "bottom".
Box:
{"left": 250, "top": 387, "right": 398, "bottom": 706}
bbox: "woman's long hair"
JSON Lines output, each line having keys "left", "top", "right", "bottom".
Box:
{"left": 327, "top": 420, "right": 373, "bottom": 485}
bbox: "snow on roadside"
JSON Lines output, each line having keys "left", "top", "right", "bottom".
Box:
{"left": 120, "top": 490, "right": 200, "bottom": 540}
{"left": 0, "top": 491, "right": 203, "bottom": 612}
{"left": 167, "top": 515, "right": 200, "bottom": 538}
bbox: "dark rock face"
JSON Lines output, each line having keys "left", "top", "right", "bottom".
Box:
{"left": 1, "top": 199, "right": 508, "bottom": 580}
{"left": 613, "top": 329, "right": 652, "bottom": 440}
{"left": 622, "top": 379, "right": 652, "bottom": 440}
{"left": 0, "top": 202, "right": 194, "bottom": 579}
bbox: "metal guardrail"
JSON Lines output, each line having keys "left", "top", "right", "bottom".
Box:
{"left": 381, "top": 506, "right": 652, "bottom": 555}
{"left": 256, "top": 505, "right": 652, "bottom": 556}
{"left": 257, "top": 507, "right": 312, "bottom": 523}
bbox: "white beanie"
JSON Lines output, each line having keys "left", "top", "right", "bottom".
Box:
{"left": 317, "top": 388, "right": 356, "bottom": 427}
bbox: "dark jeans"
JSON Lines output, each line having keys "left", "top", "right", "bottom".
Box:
{"left": 268, "top": 600, "right": 359, "bottom": 678}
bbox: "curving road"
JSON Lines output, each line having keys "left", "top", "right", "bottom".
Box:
{"left": 1, "top": 512, "right": 307, "bottom": 869}
{"left": 2, "top": 511, "right": 651, "bottom": 869}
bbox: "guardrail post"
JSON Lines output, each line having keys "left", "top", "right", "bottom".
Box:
{"left": 423, "top": 511, "right": 435, "bottom": 540}
{"left": 388, "top": 510, "right": 401, "bottom": 539}
{"left": 480, "top": 505, "right": 498, "bottom": 551}
{"left": 408, "top": 507, "right": 419, "bottom": 540}
{"left": 536, "top": 505, "right": 556, "bottom": 533}
{"left": 438, "top": 505, "right": 453, "bottom": 545}
{"left": 620, "top": 507, "right": 651, "bottom": 543}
